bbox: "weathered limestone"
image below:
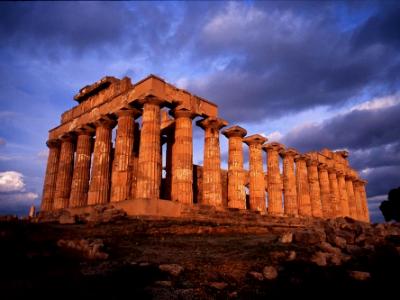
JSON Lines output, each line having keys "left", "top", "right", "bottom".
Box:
{"left": 88, "top": 117, "right": 116, "bottom": 205}
{"left": 135, "top": 97, "right": 163, "bottom": 200}
{"left": 53, "top": 134, "right": 75, "bottom": 209}
{"left": 40, "top": 139, "right": 61, "bottom": 211}
{"left": 279, "top": 148, "right": 299, "bottom": 217}
{"left": 170, "top": 108, "right": 196, "bottom": 204}
{"left": 318, "top": 163, "right": 332, "bottom": 218}
{"left": 263, "top": 142, "right": 284, "bottom": 216}
{"left": 111, "top": 108, "right": 141, "bottom": 202}
{"left": 295, "top": 155, "right": 312, "bottom": 216}
{"left": 243, "top": 134, "right": 268, "bottom": 212}
{"left": 345, "top": 172, "right": 358, "bottom": 219}
{"left": 337, "top": 170, "right": 350, "bottom": 217}
{"left": 327, "top": 167, "right": 340, "bottom": 217}
{"left": 222, "top": 126, "right": 247, "bottom": 209}
{"left": 197, "top": 117, "right": 228, "bottom": 206}
{"left": 69, "top": 128, "right": 93, "bottom": 207}
{"left": 306, "top": 158, "right": 323, "bottom": 218}
{"left": 358, "top": 179, "right": 370, "bottom": 222}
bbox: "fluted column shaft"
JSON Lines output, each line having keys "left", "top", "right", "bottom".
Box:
{"left": 280, "top": 149, "right": 298, "bottom": 217}
{"left": 358, "top": 181, "right": 369, "bottom": 222}
{"left": 111, "top": 109, "right": 140, "bottom": 202}
{"left": 354, "top": 181, "right": 364, "bottom": 221}
{"left": 88, "top": 119, "right": 115, "bottom": 205}
{"left": 53, "top": 135, "right": 75, "bottom": 209}
{"left": 295, "top": 155, "right": 312, "bottom": 216}
{"left": 135, "top": 98, "right": 162, "bottom": 199}
{"left": 69, "top": 132, "right": 93, "bottom": 207}
{"left": 318, "top": 164, "right": 332, "bottom": 218}
{"left": 328, "top": 168, "right": 340, "bottom": 217}
{"left": 337, "top": 171, "right": 350, "bottom": 217}
{"left": 345, "top": 176, "right": 357, "bottom": 219}
{"left": 264, "top": 143, "right": 284, "bottom": 215}
{"left": 197, "top": 117, "right": 227, "bottom": 206}
{"left": 171, "top": 109, "right": 195, "bottom": 204}
{"left": 222, "top": 126, "right": 247, "bottom": 209}
{"left": 164, "top": 132, "right": 174, "bottom": 200}
{"left": 307, "top": 160, "right": 323, "bottom": 218}
{"left": 40, "top": 139, "right": 61, "bottom": 211}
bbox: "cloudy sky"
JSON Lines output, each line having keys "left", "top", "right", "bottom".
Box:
{"left": 0, "top": 1, "right": 399, "bottom": 222}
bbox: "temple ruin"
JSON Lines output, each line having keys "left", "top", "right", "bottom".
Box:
{"left": 40, "top": 75, "right": 370, "bottom": 222}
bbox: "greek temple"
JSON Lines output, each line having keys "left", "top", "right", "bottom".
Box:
{"left": 40, "top": 75, "right": 370, "bottom": 222}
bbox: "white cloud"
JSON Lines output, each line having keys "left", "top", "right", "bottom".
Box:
{"left": 0, "top": 171, "right": 25, "bottom": 192}
{"left": 37, "top": 149, "right": 48, "bottom": 160}
{"left": 266, "top": 131, "right": 283, "bottom": 142}
{"left": 350, "top": 94, "right": 400, "bottom": 112}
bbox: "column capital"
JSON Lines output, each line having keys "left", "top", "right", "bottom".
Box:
{"left": 222, "top": 125, "right": 247, "bottom": 139}
{"left": 137, "top": 95, "right": 164, "bottom": 107}
{"left": 279, "top": 147, "right": 299, "bottom": 158}
{"left": 263, "top": 142, "right": 284, "bottom": 153}
{"left": 74, "top": 125, "right": 95, "bottom": 136}
{"left": 294, "top": 154, "right": 308, "bottom": 162}
{"left": 327, "top": 166, "right": 337, "bottom": 174}
{"left": 94, "top": 116, "right": 117, "bottom": 129}
{"left": 335, "top": 150, "right": 349, "bottom": 159}
{"left": 170, "top": 108, "right": 197, "bottom": 119}
{"left": 115, "top": 107, "right": 142, "bottom": 118}
{"left": 243, "top": 134, "right": 267, "bottom": 146}
{"left": 317, "top": 162, "right": 328, "bottom": 170}
{"left": 58, "top": 133, "right": 76, "bottom": 142}
{"left": 358, "top": 179, "right": 368, "bottom": 185}
{"left": 46, "top": 138, "right": 60, "bottom": 148}
{"left": 196, "top": 117, "right": 228, "bottom": 131}
{"left": 336, "top": 170, "right": 345, "bottom": 177}
{"left": 306, "top": 158, "right": 319, "bottom": 167}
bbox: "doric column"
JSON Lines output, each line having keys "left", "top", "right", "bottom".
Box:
{"left": 306, "top": 158, "right": 323, "bottom": 218}
{"left": 135, "top": 97, "right": 163, "bottom": 200}
{"left": 318, "top": 163, "right": 332, "bottom": 218}
{"left": 111, "top": 108, "right": 141, "bottom": 202}
{"left": 170, "top": 108, "right": 196, "bottom": 204}
{"left": 263, "top": 142, "right": 284, "bottom": 216}
{"left": 337, "top": 170, "right": 350, "bottom": 217}
{"left": 327, "top": 167, "right": 340, "bottom": 217}
{"left": 53, "top": 134, "right": 75, "bottom": 210}
{"left": 40, "top": 139, "right": 61, "bottom": 211}
{"left": 222, "top": 125, "right": 247, "bottom": 209}
{"left": 69, "top": 128, "right": 94, "bottom": 207}
{"left": 279, "top": 148, "right": 298, "bottom": 217}
{"left": 243, "top": 134, "right": 267, "bottom": 212}
{"left": 197, "top": 117, "right": 228, "bottom": 206}
{"left": 294, "top": 155, "right": 312, "bottom": 216}
{"left": 345, "top": 172, "right": 357, "bottom": 219}
{"left": 358, "top": 179, "right": 370, "bottom": 222}
{"left": 353, "top": 179, "right": 363, "bottom": 221}
{"left": 88, "top": 117, "right": 116, "bottom": 205}
{"left": 163, "top": 132, "right": 174, "bottom": 199}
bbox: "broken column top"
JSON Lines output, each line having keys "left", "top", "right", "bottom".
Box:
{"left": 73, "top": 76, "right": 120, "bottom": 103}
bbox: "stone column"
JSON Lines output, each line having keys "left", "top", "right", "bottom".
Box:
{"left": 279, "top": 148, "right": 298, "bottom": 217}
{"left": 327, "top": 167, "right": 340, "bottom": 217}
{"left": 353, "top": 180, "right": 363, "bottom": 221}
{"left": 345, "top": 172, "right": 357, "bottom": 219}
{"left": 88, "top": 117, "right": 116, "bottom": 205}
{"left": 170, "top": 108, "right": 196, "bottom": 204}
{"left": 222, "top": 126, "right": 247, "bottom": 209}
{"left": 40, "top": 139, "right": 61, "bottom": 211}
{"left": 358, "top": 179, "right": 370, "bottom": 222}
{"left": 69, "top": 128, "right": 93, "bottom": 207}
{"left": 263, "top": 142, "right": 284, "bottom": 216}
{"left": 197, "top": 117, "right": 228, "bottom": 206}
{"left": 164, "top": 132, "right": 174, "bottom": 200}
{"left": 53, "top": 134, "right": 75, "bottom": 210}
{"left": 111, "top": 108, "right": 141, "bottom": 202}
{"left": 243, "top": 134, "right": 267, "bottom": 212}
{"left": 307, "top": 158, "right": 323, "bottom": 218}
{"left": 318, "top": 163, "right": 332, "bottom": 218}
{"left": 294, "top": 155, "right": 312, "bottom": 216}
{"left": 337, "top": 170, "right": 350, "bottom": 217}
{"left": 135, "top": 97, "right": 163, "bottom": 200}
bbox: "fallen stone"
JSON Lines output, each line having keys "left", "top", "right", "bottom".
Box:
{"left": 59, "top": 214, "right": 76, "bottom": 224}
{"left": 159, "top": 264, "right": 184, "bottom": 276}
{"left": 333, "top": 236, "right": 347, "bottom": 249}
{"left": 287, "top": 250, "right": 297, "bottom": 261}
{"left": 208, "top": 282, "right": 228, "bottom": 290}
{"left": 293, "top": 230, "right": 326, "bottom": 245}
{"left": 349, "top": 271, "right": 371, "bottom": 281}
{"left": 248, "top": 271, "right": 264, "bottom": 281}
{"left": 311, "top": 251, "right": 328, "bottom": 266}
{"left": 262, "top": 266, "right": 278, "bottom": 280}
{"left": 155, "top": 280, "right": 173, "bottom": 287}
{"left": 319, "top": 242, "right": 342, "bottom": 255}
{"left": 279, "top": 232, "right": 293, "bottom": 243}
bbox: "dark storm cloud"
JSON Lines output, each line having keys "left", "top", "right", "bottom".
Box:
{"left": 362, "top": 166, "right": 400, "bottom": 197}
{"left": 282, "top": 102, "right": 400, "bottom": 152}
{"left": 350, "top": 142, "right": 400, "bottom": 170}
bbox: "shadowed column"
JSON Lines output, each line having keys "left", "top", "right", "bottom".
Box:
{"left": 222, "top": 125, "right": 247, "bottom": 209}
{"left": 295, "top": 154, "right": 312, "bottom": 216}
{"left": 53, "top": 134, "right": 75, "bottom": 209}
{"left": 358, "top": 179, "right": 370, "bottom": 222}
{"left": 243, "top": 134, "right": 267, "bottom": 212}
{"left": 135, "top": 97, "right": 163, "bottom": 200}
{"left": 40, "top": 139, "right": 61, "bottom": 211}
{"left": 88, "top": 117, "right": 116, "bottom": 205}
{"left": 345, "top": 171, "right": 358, "bottom": 219}
{"left": 111, "top": 108, "right": 141, "bottom": 202}
{"left": 279, "top": 148, "right": 299, "bottom": 217}
{"left": 318, "top": 163, "right": 332, "bottom": 218}
{"left": 197, "top": 117, "right": 228, "bottom": 206}
{"left": 337, "top": 170, "right": 350, "bottom": 217}
{"left": 263, "top": 142, "right": 284, "bottom": 216}
{"left": 328, "top": 167, "right": 340, "bottom": 217}
{"left": 170, "top": 108, "right": 196, "bottom": 204}
{"left": 69, "top": 128, "right": 94, "bottom": 207}
{"left": 307, "top": 158, "right": 323, "bottom": 218}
